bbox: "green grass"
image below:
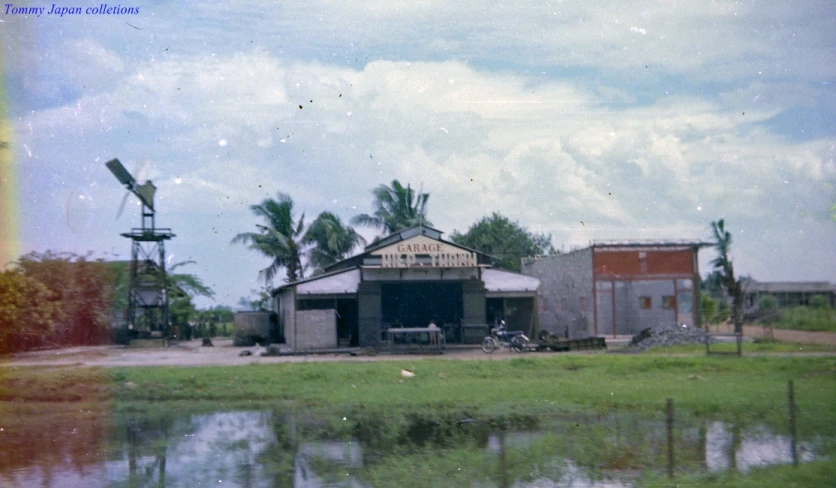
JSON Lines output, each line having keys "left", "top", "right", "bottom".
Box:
{"left": 644, "top": 341, "right": 836, "bottom": 355}
{"left": 637, "top": 460, "right": 836, "bottom": 487}
{"left": 771, "top": 306, "right": 836, "bottom": 332}
{"left": 5, "top": 355, "right": 834, "bottom": 432}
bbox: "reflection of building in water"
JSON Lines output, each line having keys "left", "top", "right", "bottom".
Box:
{"left": 274, "top": 225, "right": 540, "bottom": 350}
{"left": 294, "top": 440, "right": 363, "bottom": 486}
{"left": 705, "top": 422, "right": 815, "bottom": 472}
{"left": 522, "top": 241, "right": 705, "bottom": 339}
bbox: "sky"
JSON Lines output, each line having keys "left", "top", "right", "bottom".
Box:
{"left": 1, "top": 0, "right": 834, "bottom": 308}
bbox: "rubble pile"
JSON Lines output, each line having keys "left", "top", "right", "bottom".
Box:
{"left": 629, "top": 323, "right": 709, "bottom": 351}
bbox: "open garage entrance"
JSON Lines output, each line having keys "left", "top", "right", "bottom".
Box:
{"left": 381, "top": 282, "right": 463, "bottom": 339}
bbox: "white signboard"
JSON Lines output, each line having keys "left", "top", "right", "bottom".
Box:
{"left": 371, "top": 235, "right": 478, "bottom": 268}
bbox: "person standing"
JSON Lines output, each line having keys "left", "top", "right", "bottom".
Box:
{"left": 428, "top": 320, "right": 439, "bottom": 345}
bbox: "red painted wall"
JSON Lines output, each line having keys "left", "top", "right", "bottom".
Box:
{"left": 593, "top": 249, "right": 694, "bottom": 278}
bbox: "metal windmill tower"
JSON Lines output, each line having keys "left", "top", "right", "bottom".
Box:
{"left": 106, "top": 158, "right": 175, "bottom": 340}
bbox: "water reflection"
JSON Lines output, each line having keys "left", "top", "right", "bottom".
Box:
{"left": 0, "top": 408, "right": 823, "bottom": 487}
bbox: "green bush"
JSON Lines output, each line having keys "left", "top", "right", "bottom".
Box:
{"left": 809, "top": 294, "right": 829, "bottom": 309}
{"left": 758, "top": 294, "right": 778, "bottom": 311}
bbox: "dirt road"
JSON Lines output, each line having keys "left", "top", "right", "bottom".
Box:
{"left": 3, "top": 326, "right": 834, "bottom": 369}
{"left": 0, "top": 339, "right": 517, "bottom": 368}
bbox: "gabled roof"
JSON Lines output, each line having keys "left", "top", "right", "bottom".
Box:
{"left": 323, "top": 225, "right": 491, "bottom": 273}
{"left": 362, "top": 225, "right": 444, "bottom": 253}
{"left": 273, "top": 225, "right": 540, "bottom": 297}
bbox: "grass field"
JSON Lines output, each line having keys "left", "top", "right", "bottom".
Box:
{"left": 4, "top": 354, "right": 835, "bottom": 426}
{"left": 643, "top": 341, "right": 836, "bottom": 355}
{"left": 770, "top": 306, "right": 836, "bottom": 333}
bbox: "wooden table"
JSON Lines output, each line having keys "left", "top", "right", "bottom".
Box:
{"left": 385, "top": 327, "right": 445, "bottom": 353}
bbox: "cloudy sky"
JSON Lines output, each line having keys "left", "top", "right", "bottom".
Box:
{"left": 2, "top": 1, "right": 834, "bottom": 307}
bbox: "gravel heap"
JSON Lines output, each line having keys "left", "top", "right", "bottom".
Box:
{"left": 629, "top": 323, "right": 709, "bottom": 351}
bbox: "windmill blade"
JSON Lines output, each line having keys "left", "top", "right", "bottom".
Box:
{"left": 116, "top": 191, "right": 132, "bottom": 219}
{"left": 105, "top": 158, "right": 136, "bottom": 186}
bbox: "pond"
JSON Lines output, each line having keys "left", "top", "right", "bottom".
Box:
{"left": 0, "top": 407, "right": 823, "bottom": 487}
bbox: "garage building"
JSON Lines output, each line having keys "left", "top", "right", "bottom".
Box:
{"left": 273, "top": 225, "right": 540, "bottom": 351}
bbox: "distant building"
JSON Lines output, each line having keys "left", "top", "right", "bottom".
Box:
{"left": 522, "top": 241, "right": 705, "bottom": 338}
{"left": 742, "top": 278, "right": 836, "bottom": 309}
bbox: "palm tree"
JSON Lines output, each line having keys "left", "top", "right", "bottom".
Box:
{"left": 303, "top": 212, "right": 366, "bottom": 273}
{"left": 232, "top": 193, "right": 305, "bottom": 283}
{"left": 351, "top": 180, "right": 432, "bottom": 235}
{"left": 711, "top": 219, "right": 744, "bottom": 352}
{"left": 166, "top": 260, "right": 215, "bottom": 337}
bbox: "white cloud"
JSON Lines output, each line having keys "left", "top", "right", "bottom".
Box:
{"left": 8, "top": 1, "right": 836, "bottom": 303}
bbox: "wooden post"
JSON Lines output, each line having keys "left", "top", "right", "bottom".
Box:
{"left": 666, "top": 398, "right": 675, "bottom": 479}
{"left": 789, "top": 380, "right": 798, "bottom": 467}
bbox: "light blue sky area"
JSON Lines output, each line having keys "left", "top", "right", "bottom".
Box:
{"left": 2, "top": 1, "right": 835, "bottom": 307}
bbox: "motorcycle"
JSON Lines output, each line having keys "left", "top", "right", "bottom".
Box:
{"left": 482, "top": 321, "right": 529, "bottom": 353}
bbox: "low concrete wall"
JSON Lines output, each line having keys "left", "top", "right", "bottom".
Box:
{"left": 233, "top": 312, "right": 275, "bottom": 347}
{"left": 292, "top": 309, "right": 337, "bottom": 351}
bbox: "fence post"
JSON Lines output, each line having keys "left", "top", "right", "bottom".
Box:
{"left": 666, "top": 398, "right": 675, "bottom": 478}
{"left": 788, "top": 380, "right": 798, "bottom": 467}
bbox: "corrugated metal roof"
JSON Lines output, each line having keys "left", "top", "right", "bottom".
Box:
{"left": 482, "top": 268, "right": 540, "bottom": 293}
{"left": 744, "top": 280, "right": 834, "bottom": 293}
{"left": 592, "top": 240, "right": 709, "bottom": 248}
{"left": 296, "top": 268, "right": 361, "bottom": 295}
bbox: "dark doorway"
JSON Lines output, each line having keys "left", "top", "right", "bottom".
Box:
{"left": 486, "top": 298, "right": 504, "bottom": 326}
{"left": 381, "top": 282, "right": 463, "bottom": 330}
{"left": 337, "top": 299, "right": 358, "bottom": 347}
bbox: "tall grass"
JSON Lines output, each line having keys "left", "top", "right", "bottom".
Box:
{"left": 772, "top": 306, "right": 836, "bottom": 332}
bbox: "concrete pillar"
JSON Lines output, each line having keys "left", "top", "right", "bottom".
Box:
{"left": 357, "top": 282, "right": 381, "bottom": 348}
{"left": 462, "top": 281, "right": 486, "bottom": 325}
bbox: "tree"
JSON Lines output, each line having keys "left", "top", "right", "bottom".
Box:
{"left": 450, "top": 213, "right": 556, "bottom": 272}
{"left": 233, "top": 193, "right": 306, "bottom": 283}
{"left": 15, "top": 251, "right": 118, "bottom": 346}
{"left": 351, "top": 180, "right": 431, "bottom": 235}
{"left": 0, "top": 269, "right": 63, "bottom": 353}
{"left": 304, "top": 212, "right": 366, "bottom": 273}
{"left": 238, "top": 285, "right": 273, "bottom": 311}
{"left": 166, "top": 260, "right": 215, "bottom": 336}
{"left": 701, "top": 270, "right": 726, "bottom": 300}
{"left": 710, "top": 219, "right": 744, "bottom": 351}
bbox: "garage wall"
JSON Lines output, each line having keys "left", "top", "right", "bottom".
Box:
{"left": 293, "top": 309, "right": 337, "bottom": 351}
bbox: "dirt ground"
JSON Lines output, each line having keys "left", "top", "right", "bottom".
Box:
{"left": 0, "top": 338, "right": 525, "bottom": 368}
{"left": 2, "top": 326, "right": 834, "bottom": 369}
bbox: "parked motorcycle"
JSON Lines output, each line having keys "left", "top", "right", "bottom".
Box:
{"left": 482, "top": 321, "right": 529, "bottom": 353}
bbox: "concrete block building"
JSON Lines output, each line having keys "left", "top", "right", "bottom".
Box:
{"left": 273, "top": 226, "right": 540, "bottom": 351}
{"left": 522, "top": 241, "right": 704, "bottom": 338}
